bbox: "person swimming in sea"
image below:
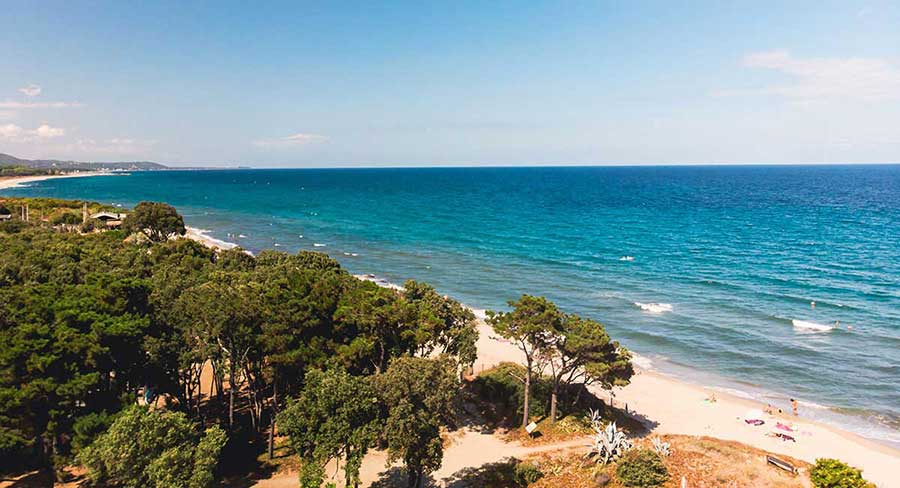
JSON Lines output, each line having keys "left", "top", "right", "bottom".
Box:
{"left": 835, "top": 320, "right": 854, "bottom": 331}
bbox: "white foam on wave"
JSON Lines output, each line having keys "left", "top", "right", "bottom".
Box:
{"left": 634, "top": 302, "right": 673, "bottom": 314}
{"left": 792, "top": 319, "right": 835, "bottom": 333}
{"left": 353, "top": 273, "right": 405, "bottom": 291}
{"left": 185, "top": 227, "right": 238, "bottom": 250}
{"left": 631, "top": 353, "right": 654, "bottom": 370}
{"left": 470, "top": 308, "right": 489, "bottom": 320}
{"left": 619, "top": 255, "right": 635, "bottom": 261}
{"left": 313, "top": 243, "right": 326, "bottom": 247}
{"left": 713, "top": 386, "right": 756, "bottom": 401}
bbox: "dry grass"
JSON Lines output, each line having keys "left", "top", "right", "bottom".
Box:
{"left": 503, "top": 414, "right": 594, "bottom": 446}
{"left": 527, "top": 435, "right": 811, "bottom": 488}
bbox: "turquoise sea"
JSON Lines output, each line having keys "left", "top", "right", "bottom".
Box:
{"left": 5, "top": 165, "right": 900, "bottom": 446}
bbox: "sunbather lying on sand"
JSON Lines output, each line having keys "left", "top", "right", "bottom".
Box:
{"left": 767, "top": 432, "right": 796, "bottom": 442}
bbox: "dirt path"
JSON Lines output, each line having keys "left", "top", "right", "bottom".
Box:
{"left": 252, "top": 429, "right": 590, "bottom": 488}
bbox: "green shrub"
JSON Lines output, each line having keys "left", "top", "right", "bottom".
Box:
{"left": 52, "top": 212, "right": 81, "bottom": 225}
{"left": 78, "top": 406, "right": 227, "bottom": 488}
{"left": 810, "top": 458, "right": 872, "bottom": 488}
{"left": 513, "top": 461, "right": 544, "bottom": 486}
{"left": 615, "top": 449, "right": 668, "bottom": 487}
{"left": 71, "top": 411, "right": 117, "bottom": 452}
{"left": 0, "top": 219, "right": 27, "bottom": 234}
{"left": 469, "top": 362, "right": 552, "bottom": 422}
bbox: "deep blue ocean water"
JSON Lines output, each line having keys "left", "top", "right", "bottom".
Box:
{"left": 6, "top": 165, "right": 900, "bottom": 445}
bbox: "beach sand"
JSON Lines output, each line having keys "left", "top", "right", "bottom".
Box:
{"left": 185, "top": 226, "right": 239, "bottom": 250}
{"left": 473, "top": 316, "right": 900, "bottom": 487}
{"left": 0, "top": 172, "right": 113, "bottom": 190}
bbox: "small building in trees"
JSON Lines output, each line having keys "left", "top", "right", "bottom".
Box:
{"left": 91, "top": 211, "right": 128, "bottom": 228}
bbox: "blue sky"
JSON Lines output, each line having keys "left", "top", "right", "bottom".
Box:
{"left": 2, "top": 1, "right": 899, "bottom": 166}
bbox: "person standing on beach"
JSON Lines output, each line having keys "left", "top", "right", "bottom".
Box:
{"left": 790, "top": 398, "right": 798, "bottom": 416}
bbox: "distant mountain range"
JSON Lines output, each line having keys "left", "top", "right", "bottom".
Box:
{"left": 0, "top": 152, "right": 168, "bottom": 171}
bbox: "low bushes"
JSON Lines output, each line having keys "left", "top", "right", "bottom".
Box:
{"left": 513, "top": 461, "right": 544, "bottom": 486}
{"left": 615, "top": 449, "right": 669, "bottom": 487}
{"left": 468, "top": 362, "right": 603, "bottom": 426}
{"left": 809, "top": 458, "right": 872, "bottom": 488}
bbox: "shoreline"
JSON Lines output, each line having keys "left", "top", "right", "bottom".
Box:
{"left": 138, "top": 226, "right": 900, "bottom": 487}
{"left": 339, "top": 276, "right": 899, "bottom": 487}
{"left": 617, "top": 370, "right": 900, "bottom": 485}
{"left": 0, "top": 172, "right": 116, "bottom": 191}
{"left": 184, "top": 226, "right": 240, "bottom": 250}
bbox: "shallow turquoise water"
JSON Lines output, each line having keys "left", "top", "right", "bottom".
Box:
{"left": 6, "top": 165, "right": 900, "bottom": 445}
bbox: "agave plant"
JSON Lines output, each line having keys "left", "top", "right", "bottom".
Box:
{"left": 652, "top": 437, "right": 671, "bottom": 457}
{"left": 585, "top": 409, "right": 632, "bottom": 465}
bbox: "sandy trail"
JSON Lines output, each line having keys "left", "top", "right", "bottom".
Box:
{"left": 254, "top": 429, "right": 589, "bottom": 488}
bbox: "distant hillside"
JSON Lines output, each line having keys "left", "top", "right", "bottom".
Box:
{"left": 0, "top": 152, "right": 167, "bottom": 171}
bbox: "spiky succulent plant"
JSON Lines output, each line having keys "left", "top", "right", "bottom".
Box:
{"left": 652, "top": 437, "right": 671, "bottom": 457}
{"left": 585, "top": 409, "right": 632, "bottom": 465}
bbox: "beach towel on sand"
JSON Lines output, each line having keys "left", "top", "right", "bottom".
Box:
{"left": 776, "top": 422, "right": 795, "bottom": 432}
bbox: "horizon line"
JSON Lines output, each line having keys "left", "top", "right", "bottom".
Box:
{"left": 158, "top": 161, "right": 900, "bottom": 170}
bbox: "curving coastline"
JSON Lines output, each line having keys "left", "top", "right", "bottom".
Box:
{"left": 0, "top": 172, "right": 115, "bottom": 190}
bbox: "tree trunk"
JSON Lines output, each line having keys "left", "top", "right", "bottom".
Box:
{"left": 209, "top": 364, "right": 216, "bottom": 398}
{"left": 249, "top": 392, "right": 257, "bottom": 431}
{"left": 522, "top": 357, "right": 532, "bottom": 429}
{"left": 268, "top": 377, "right": 277, "bottom": 459}
{"left": 550, "top": 387, "right": 558, "bottom": 424}
{"left": 229, "top": 367, "right": 236, "bottom": 428}
{"left": 407, "top": 467, "right": 422, "bottom": 488}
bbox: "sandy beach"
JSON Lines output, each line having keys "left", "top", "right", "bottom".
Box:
{"left": 0, "top": 172, "right": 114, "bottom": 191}
{"left": 471, "top": 315, "right": 900, "bottom": 487}
{"left": 185, "top": 226, "right": 239, "bottom": 250}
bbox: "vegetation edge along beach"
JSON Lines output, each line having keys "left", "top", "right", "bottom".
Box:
{"left": 0, "top": 190, "right": 895, "bottom": 487}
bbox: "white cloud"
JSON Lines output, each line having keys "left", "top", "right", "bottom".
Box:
{"left": 253, "top": 132, "right": 328, "bottom": 148}
{"left": 0, "top": 123, "right": 66, "bottom": 142}
{"left": 0, "top": 110, "right": 15, "bottom": 120}
{"left": 715, "top": 50, "right": 900, "bottom": 102}
{"left": 0, "top": 124, "right": 24, "bottom": 140}
{"left": 68, "top": 137, "right": 156, "bottom": 155}
{"left": 0, "top": 101, "right": 84, "bottom": 109}
{"left": 18, "top": 83, "right": 42, "bottom": 98}
{"left": 33, "top": 124, "right": 65, "bottom": 138}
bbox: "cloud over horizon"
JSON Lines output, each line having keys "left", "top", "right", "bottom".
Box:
{"left": 715, "top": 50, "right": 900, "bottom": 103}
{"left": 253, "top": 133, "right": 328, "bottom": 148}
{"left": 0, "top": 101, "right": 85, "bottom": 109}
{"left": 18, "top": 84, "right": 42, "bottom": 98}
